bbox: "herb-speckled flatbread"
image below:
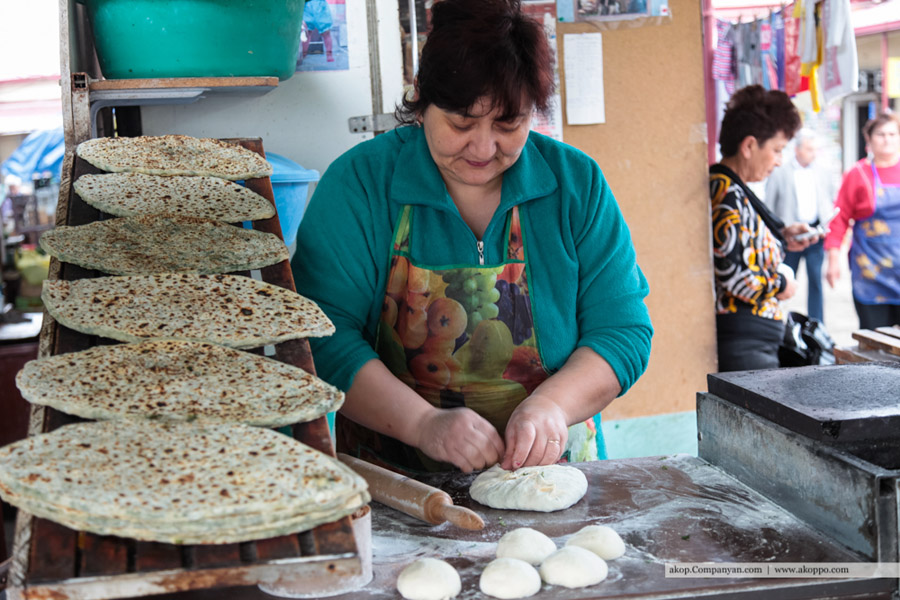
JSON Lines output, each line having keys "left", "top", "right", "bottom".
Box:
{"left": 73, "top": 173, "right": 275, "bottom": 222}
{"left": 39, "top": 215, "right": 288, "bottom": 275}
{"left": 0, "top": 420, "right": 369, "bottom": 544}
{"left": 42, "top": 273, "right": 335, "bottom": 348}
{"left": 16, "top": 340, "right": 343, "bottom": 426}
{"left": 76, "top": 135, "right": 273, "bottom": 180}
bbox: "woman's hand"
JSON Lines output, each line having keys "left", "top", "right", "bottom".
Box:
{"left": 782, "top": 222, "right": 818, "bottom": 252}
{"left": 500, "top": 394, "right": 569, "bottom": 470}
{"left": 776, "top": 276, "right": 797, "bottom": 300}
{"left": 415, "top": 407, "right": 505, "bottom": 473}
{"left": 825, "top": 247, "right": 842, "bottom": 288}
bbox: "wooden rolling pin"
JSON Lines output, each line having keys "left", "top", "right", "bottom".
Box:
{"left": 338, "top": 453, "right": 484, "bottom": 530}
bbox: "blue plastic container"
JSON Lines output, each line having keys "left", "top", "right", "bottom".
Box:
{"left": 267, "top": 153, "right": 319, "bottom": 249}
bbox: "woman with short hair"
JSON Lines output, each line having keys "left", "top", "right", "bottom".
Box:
{"left": 710, "top": 85, "right": 818, "bottom": 372}
{"left": 293, "top": 0, "right": 652, "bottom": 474}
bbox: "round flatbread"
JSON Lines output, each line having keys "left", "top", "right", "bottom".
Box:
{"left": 76, "top": 135, "right": 273, "bottom": 180}
{"left": 73, "top": 173, "right": 275, "bottom": 222}
{"left": 0, "top": 420, "right": 369, "bottom": 544}
{"left": 41, "top": 273, "right": 335, "bottom": 348}
{"left": 40, "top": 215, "right": 289, "bottom": 275}
{"left": 469, "top": 464, "right": 588, "bottom": 512}
{"left": 16, "top": 340, "right": 344, "bottom": 427}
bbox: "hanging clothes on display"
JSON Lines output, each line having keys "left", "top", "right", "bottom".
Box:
{"left": 821, "top": 0, "right": 859, "bottom": 104}
{"left": 784, "top": 3, "right": 805, "bottom": 97}
{"left": 799, "top": 0, "right": 824, "bottom": 110}
{"left": 713, "top": 19, "right": 737, "bottom": 94}
{"left": 773, "top": 9, "right": 786, "bottom": 90}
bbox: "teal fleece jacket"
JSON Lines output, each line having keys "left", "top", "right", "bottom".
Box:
{"left": 292, "top": 126, "right": 652, "bottom": 396}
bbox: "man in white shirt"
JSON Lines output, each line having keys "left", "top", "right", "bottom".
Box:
{"left": 765, "top": 129, "right": 835, "bottom": 322}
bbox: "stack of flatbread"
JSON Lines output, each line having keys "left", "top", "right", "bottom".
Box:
{"left": 0, "top": 420, "right": 369, "bottom": 544}
{"left": 16, "top": 340, "right": 344, "bottom": 426}
{"left": 3, "top": 134, "right": 360, "bottom": 546}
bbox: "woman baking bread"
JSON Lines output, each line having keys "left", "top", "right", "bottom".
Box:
{"left": 292, "top": 0, "right": 652, "bottom": 474}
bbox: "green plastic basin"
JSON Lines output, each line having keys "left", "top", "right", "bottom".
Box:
{"left": 78, "top": 0, "right": 306, "bottom": 81}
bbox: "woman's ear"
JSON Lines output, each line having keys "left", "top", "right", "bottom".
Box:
{"left": 739, "top": 135, "right": 757, "bottom": 159}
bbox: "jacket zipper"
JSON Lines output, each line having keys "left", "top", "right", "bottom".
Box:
{"left": 476, "top": 240, "right": 485, "bottom": 265}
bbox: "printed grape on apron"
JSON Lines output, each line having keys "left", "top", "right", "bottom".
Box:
{"left": 336, "top": 204, "right": 600, "bottom": 473}
{"left": 850, "top": 162, "right": 900, "bottom": 304}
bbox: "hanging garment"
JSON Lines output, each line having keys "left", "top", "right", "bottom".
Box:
{"left": 850, "top": 163, "right": 900, "bottom": 305}
{"left": 338, "top": 205, "right": 600, "bottom": 473}
{"left": 800, "top": 0, "right": 823, "bottom": 110}
{"left": 784, "top": 5, "right": 803, "bottom": 96}
{"left": 821, "top": 0, "right": 859, "bottom": 104}
{"left": 773, "top": 9, "right": 786, "bottom": 90}
{"left": 713, "top": 19, "right": 737, "bottom": 94}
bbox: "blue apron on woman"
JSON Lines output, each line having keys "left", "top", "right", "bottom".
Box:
{"left": 850, "top": 162, "right": 900, "bottom": 304}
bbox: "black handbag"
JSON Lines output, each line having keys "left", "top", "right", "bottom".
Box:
{"left": 778, "top": 312, "right": 836, "bottom": 367}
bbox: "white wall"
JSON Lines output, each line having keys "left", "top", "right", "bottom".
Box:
{"left": 140, "top": 0, "right": 404, "bottom": 179}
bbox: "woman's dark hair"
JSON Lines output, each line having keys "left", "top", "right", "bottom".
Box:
{"left": 396, "top": 0, "right": 554, "bottom": 124}
{"left": 718, "top": 85, "right": 801, "bottom": 158}
{"left": 863, "top": 112, "right": 900, "bottom": 141}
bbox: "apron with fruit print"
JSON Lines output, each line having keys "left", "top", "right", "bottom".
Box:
{"left": 335, "top": 204, "right": 600, "bottom": 474}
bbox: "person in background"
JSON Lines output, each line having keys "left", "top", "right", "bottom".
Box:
{"left": 710, "top": 85, "right": 819, "bottom": 372}
{"left": 764, "top": 129, "right": 835, "bottom": 322}
{"left": 301, "top": 0, "right": 335, "bottom": 63}
{"left": 293, "top": 0, "right": 652, "bottom": 474}
{"left": 825, "top": 113, "right": 900, "bottom": 329}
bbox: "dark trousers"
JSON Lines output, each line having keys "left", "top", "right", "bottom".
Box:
{"left": 783, "top": 240, "right": 824, "bottom": 322}
{"left": 853, "top": 298, "right": 900, "bottom": 330}
{"left": 716, "top": 314, "right": 784, "bottom": 372}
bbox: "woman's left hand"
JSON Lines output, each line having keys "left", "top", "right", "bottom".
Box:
{"left": 500, "top": 394, "right": 568, "bottom": 470}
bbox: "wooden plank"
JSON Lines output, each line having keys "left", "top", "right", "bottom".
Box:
{"left": 134, "top": 542, "right": 184, "bottom": 572}
{"left": 78, "top": 534, "right": 130, "bottom": 577}
{"left": 852, "top": 329, "right": 900, "bottom": 356}
{"left": 192, "top": 544, "right": 242, "bottom": 569}
{"left": 89, "top": 76, "right": 278, "bottom": 91}
{"left": 874, "top": 326, "right": 900, "bottom": 340}
{"left": 254, "top": 536, "right": 301, "bottom": 561}
{"left": 302, "top": 517, "right": 357, "bottom": 557}
{"left": 26, "top": 520, "right": 77, "bottom": 583}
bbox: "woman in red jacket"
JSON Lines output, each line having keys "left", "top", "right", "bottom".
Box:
{"left": 825, "top": 113, "right": 900, "bottom": 329}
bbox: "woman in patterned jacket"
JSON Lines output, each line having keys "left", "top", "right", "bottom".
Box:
{"left": 710, "top": 85, "right": 820, "bottom": 372}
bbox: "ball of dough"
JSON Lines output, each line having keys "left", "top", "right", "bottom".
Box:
{"left": 539, "top": 546, "right": 608, "bottom": 588}
{"left": 469, "top": 464, "right": 588, "bottom": 512}
{"left": 479, "top": 557, "right": 542, "bottom": 599}
{"left": 496, "top": 527, "right": 557, "bottom": 565}
{"left": 565, "top": 524, "right": 626, "bottom": 560}
{"left": 397, "top": 558, "right": 461, "bottom": 600}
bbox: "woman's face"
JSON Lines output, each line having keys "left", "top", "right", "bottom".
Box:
{"left": 746, "top": 131, "right": 788, "bottom": 182}
{"left": 869, "top": 121, "right": 900, "bottom": 161}
{"left": 422, "top": 96, "right": 533, "bottom": 192}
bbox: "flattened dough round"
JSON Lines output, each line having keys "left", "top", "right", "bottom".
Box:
{"left": 496, "top": 527, "right": 557, "bottom": 565}
{"left": 397, "top": 558, "right": 461, "bottom": 600}
{"left": 479, "top": 558, "right": 542, "bottom": 599}
{"left": 469, "top": 464, "right": 588, "bottom": 512}
{"left": 566, "top": 524, "right": 626, "bottom": 560}
{"left": 539, "top": 546, "right": 608, "bottom": 588}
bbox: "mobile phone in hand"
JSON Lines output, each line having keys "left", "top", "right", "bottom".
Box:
{"left": 793, "top": 207, "right": 840, "bottom": 242}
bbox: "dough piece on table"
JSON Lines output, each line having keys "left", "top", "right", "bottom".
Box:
{"left": 566, "top": 524, "right": 626, "bottom": 560}
{"left": 469, "top": 464, "right": 588, "bottom": 512}
{"left": 496, "top": 527, "right": 557, "bottom": 565}
{"left": 539, "top": 546, "right": 608, "bottom": 588}
{"left": 479, "top": 557, "right": 542, "bottom": 599}
{"left": 397, "top": 558, "right": 461, "bottom": 600}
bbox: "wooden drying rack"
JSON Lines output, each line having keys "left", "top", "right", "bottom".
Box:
{"left": 6, "top": 139, "right": 362, "bottom": 600}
